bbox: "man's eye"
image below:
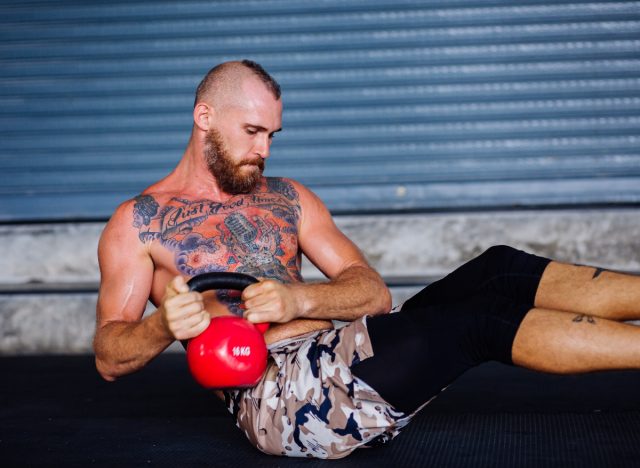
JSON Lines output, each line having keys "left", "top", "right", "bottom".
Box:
{"left": 246, "top": 128, "right": 257, "bottom": 135}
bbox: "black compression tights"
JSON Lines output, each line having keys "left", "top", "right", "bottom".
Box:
{"left": 350, "top": 245, "right": 552, "bottom": 415}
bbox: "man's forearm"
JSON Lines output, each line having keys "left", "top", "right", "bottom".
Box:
{"left": 296, "top": 265, "right": 392, "bottom": 321}
{"left": 93, "top": 310, "right": 173, "bottom": 381}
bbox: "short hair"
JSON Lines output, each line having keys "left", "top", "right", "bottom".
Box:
{"left": 194, "top": 60, "right": 281, "bottom": 107}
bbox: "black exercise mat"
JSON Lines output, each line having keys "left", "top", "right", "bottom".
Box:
{"left": 1, "top": 354, "right": 639, "bottom": 467}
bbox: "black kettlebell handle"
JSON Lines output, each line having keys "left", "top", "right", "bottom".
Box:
{"left": 187, "top": 272, "right": 259, "bottom": 293}
{"left": 181, "top": 272, "right": 263, "bottom": 351}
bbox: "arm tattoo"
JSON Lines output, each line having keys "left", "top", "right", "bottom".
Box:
{"left": 132, "top": 194, "right": 159, "bottom": 228}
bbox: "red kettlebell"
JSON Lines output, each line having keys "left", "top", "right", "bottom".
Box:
{"left": 186, "top": 272, "right": 269, "bottom": 389}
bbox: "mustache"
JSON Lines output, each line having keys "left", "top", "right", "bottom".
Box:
{"left": 239, "top": 158, "right": 265, "bottom": 170}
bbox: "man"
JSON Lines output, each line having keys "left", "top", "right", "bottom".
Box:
{"left": 94, "top": 60, "right": 640, "bottom": 459}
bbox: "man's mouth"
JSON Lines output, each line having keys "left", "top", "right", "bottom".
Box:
{"left": 241, "top": 160, "right": 264, "bottom": 170}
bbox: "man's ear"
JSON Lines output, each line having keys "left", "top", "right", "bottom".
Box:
{"left": 193, "top": 102, "right": 212, "bottom": 131}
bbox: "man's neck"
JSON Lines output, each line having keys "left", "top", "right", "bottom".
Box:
{"left": 167, "top": 140, "right": 231, "bottom": 202}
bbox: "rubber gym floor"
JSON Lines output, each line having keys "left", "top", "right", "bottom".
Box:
{"left": 2, "top": 353, "right": 639, "bottom": 467}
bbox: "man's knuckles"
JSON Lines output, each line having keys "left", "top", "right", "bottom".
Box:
{"left": 165, "top": 291, "right": 201, "bottom": 307}
{"left": 168, "top": 313, "right": 209, "bottom": 339}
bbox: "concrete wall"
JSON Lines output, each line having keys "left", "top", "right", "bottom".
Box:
{"left": 1, "top": 208, "right": 639, "bottom": 354}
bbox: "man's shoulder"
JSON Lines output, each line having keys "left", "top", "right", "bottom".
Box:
{"left": 103, "top": 189, "right": 166, "bottom": 236}
{"left": 262, "top": 178, "right": 333, "bottom": 230}
{"left": 263, "top": 176, "right": 322, "bottom": 202}
{"left": 113, "top": 181, "right": 184, "bottom": 219}
{"left": 263, "top": 176, "right": 305, "bottom": 201}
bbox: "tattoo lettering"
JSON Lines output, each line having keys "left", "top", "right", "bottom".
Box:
{"left": 572, "top": 314, "right": 596, "bottom": 324}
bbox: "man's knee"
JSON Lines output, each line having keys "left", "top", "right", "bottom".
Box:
{"left": 473, "top": 245, "right": 522, "bottom": 278}
{"left": 480, "top": 244, "right": 520, "bottom": 263}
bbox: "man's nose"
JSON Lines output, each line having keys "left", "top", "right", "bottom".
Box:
{"left": 254, "top": 135, "right": 270, "bottom": 159}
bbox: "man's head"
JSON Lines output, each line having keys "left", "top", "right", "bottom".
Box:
{"left": 194, "top": 60, "right": 281, "bottom": 109}
{"left": 193, "top": 60, "right": 283, "bottom": 194}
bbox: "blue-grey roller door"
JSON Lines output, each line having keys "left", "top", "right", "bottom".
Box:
{"left": 1, "top": 0, "right": 640, "bottom": 221}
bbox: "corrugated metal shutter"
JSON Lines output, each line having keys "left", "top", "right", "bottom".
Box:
{"left": 1, "top": 0, "right": 640, "bottom": 221}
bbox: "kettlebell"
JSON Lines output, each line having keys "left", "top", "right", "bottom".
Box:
{"left": 186, "top": 272, "right": 269, "bottom": 389}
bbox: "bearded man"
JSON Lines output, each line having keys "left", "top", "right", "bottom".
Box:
{"left": 94, "top": 60, "right": 640, "bottom": 459}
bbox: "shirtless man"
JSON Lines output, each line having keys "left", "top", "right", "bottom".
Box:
{"left": 94, "top": 60, "right": 640, "bottom": 459}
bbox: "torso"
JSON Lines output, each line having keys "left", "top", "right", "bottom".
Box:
{"left": 131, "top": 177, "right": 332, "bottom": 344}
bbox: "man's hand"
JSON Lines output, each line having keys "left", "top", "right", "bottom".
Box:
{"left": 242, "top": 280, "right": 304, "bottom": 324}
{"left": 159, "top": 276, "right": 209, "bottom": 340}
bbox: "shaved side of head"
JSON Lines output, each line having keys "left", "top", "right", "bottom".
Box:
{"left": 194, "top": 60, "right": 281, "bottom": 110}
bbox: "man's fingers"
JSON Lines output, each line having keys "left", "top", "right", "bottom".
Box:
{"left": 241, "top": 279, "right": 278, "bottom": 300}
{"left": 189, "top": 314, "right": 211, "bottom": 337}
{"left": 241, "top": 280, "right": 297, "bottom": 324}
{"left": 244, "top": 306, "right": 285, "bottom": 324}
{"left": 243, "top": 291, "right": 276, "bottom": 310}
{"left": 160, "top": 276, "right": 209, "bottom": 340}
{"left": 165, "top": 275, "right": 189, "bottom": 298}
{"left": 244, "top": 310, "right": 268, "bottom": 324}
{"left": 165, "top": 291, "right": 203, "bottom": 309}
{"left": 242, "top": 292, "right": 277, "bottom": 318}
{"left": 173, "top": 312, "right": 210, "bottom": 340}
{"left": 179, "top": 310, "right": 210, "bottom": 332}
{"left": 242, "top": 281, "right": 283, "bottom": 308}
{"left": 165, "top": 300, "right": 204, "bottom": 320}
{"left": 241, "top": 282, "right": 264, "bottom": 301}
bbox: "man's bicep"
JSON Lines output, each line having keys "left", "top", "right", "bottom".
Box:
{"left": 303, "top": 226, "right": 370, "bottom": 279}
{"left": 296, "top": 186, "right": 370, "bottom": 279}
{"left": 96, "top": 205, "right": 155, "bottom": 326}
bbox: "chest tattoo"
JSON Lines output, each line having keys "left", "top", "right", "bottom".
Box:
{"left": 132, "top": 178, "right": 303, "bottom": 283}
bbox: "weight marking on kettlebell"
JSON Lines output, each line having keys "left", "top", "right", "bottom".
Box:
{"left": 232, "top": 346, "right": 251, "bottom": 357}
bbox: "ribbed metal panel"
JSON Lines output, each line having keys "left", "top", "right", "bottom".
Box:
{"left": 1, "top": 0, "right": 640, "bottom": 221}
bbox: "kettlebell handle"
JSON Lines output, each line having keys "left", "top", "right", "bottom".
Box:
{"left": 185, "top": 272, "right": 269, "bottom": 388}
{"left": 185, "top": 272, "right": 269, "bottom": 335}
{"left": 187, "top": 272, "right": 259, "bottom": 293}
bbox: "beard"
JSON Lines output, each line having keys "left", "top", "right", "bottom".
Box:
{"left": 204, "top": 128, "right": 265, "bottom": 194}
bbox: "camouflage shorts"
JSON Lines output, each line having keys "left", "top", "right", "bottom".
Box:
{"left": 223, "top": 316, "right": 413, "bottom": 459}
